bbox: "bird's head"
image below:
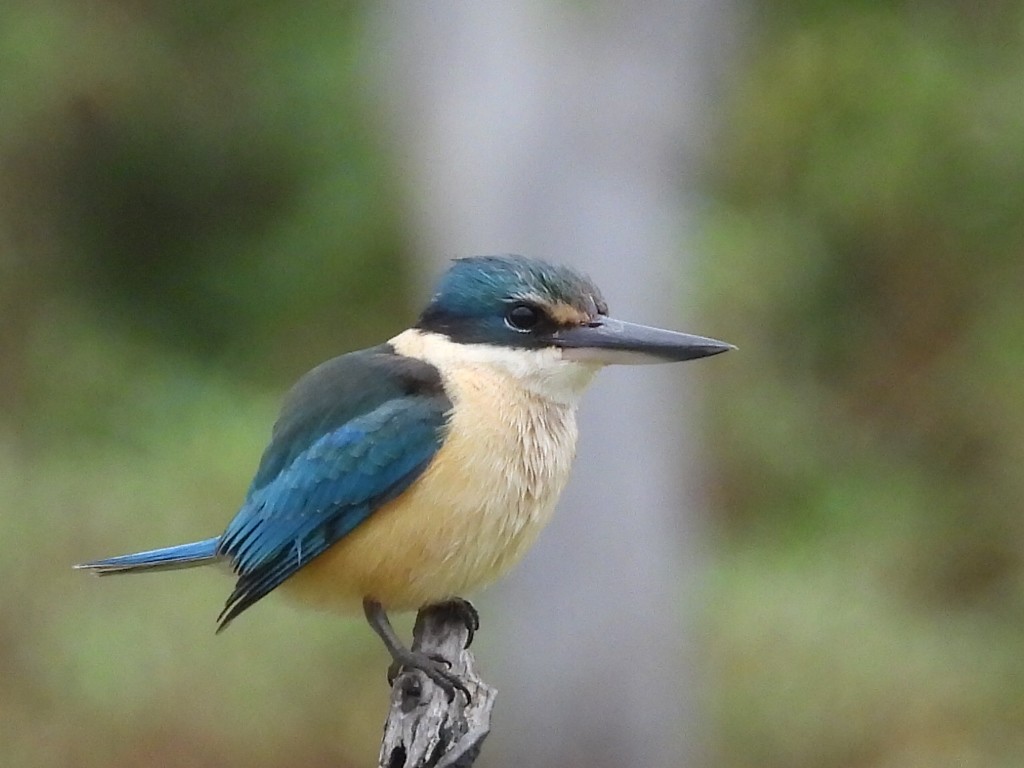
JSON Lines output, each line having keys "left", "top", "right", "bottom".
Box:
{"left": 412, "top": 255, "right": 732, "bottom": 403}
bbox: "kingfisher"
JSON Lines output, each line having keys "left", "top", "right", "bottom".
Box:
{"left": 76, "top": 255, "right": 732, "bottom": 695}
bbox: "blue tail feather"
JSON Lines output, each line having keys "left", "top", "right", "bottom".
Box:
{"left": 75, "top": 536, "right": 221, "bottom": 575}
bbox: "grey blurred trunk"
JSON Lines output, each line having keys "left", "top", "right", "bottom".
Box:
{"left": 373, "top": 3, "right": 731, "bottom": 766}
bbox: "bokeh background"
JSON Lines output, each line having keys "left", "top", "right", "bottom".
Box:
{"left": 4, "top": 2, "right": 1024, "bottom": 767}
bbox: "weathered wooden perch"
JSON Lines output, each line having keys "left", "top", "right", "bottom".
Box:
{"left": 379, "top": 605, "right": 497, "bottom": 768}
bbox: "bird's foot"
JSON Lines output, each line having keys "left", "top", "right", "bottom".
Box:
{"left": 386, "top": 648, "right": 471, "bottom": 702}
{"left": 428, "top": 597, "right": 480, "bottom": 648}
{"left": 363, "top": 596, "right": 474, "bottom": 702}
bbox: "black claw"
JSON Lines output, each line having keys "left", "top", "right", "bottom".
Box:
{"left": 388, "top": 649, "right": 471, "bottom": 702}
{"left": 387, "top": 660, "right": 402, "bottom": 687}
{"left": 433, "top": 598, "right": 480, "bottom": 648}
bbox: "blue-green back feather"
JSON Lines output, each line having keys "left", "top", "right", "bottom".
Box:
{"left": 215, "top": 344, "right": 450, "bottom": 629}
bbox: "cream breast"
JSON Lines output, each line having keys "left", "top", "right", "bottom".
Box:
{"left": 282, "top": 329, "right": 597, "bottom": 611}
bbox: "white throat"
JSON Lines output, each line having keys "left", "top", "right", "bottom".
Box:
{"left": 389, "top": 329, "right": 601, "bottom": 406}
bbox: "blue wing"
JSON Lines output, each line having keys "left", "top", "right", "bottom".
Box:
{"left": 215, "top": 345, "right": 450, "bottom": 629}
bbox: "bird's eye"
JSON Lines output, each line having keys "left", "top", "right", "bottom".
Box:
{"left": 506, "top": 303, "right": 541, "bottom": 332}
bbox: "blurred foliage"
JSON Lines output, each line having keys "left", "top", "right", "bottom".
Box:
{"left": 1, "top": 0, "right": 408, "bottom": 391}
{"left": 702, "top": 2, "right": 1024, "bottom": 766}
{"left": 6, "top": 0, "right": 1024, "bottom": 767}
{"left": 1, "top": 2, "right": 409, "bottom": 766}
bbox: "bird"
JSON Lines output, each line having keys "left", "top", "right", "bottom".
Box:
{"left": 76, "top": 254, "right": 732, "bottom": 696}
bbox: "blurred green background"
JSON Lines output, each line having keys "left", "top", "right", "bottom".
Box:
{"left": 3, "top": 1, "right": 1024, "bottom": 766}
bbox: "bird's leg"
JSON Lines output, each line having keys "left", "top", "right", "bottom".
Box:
{"left": 362, "top": 597, "right": 471, "bottom": 701}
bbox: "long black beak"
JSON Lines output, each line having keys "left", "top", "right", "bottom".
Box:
{"left": 553, "top": 316, "right": 735, "bottom": 365}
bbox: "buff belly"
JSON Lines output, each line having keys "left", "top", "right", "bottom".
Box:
{"left": 281, "top": 357, "right": 580, "bottom": 613}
